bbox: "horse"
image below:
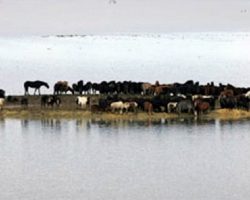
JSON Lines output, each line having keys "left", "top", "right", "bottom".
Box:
{"left": 167, "top": 102, "right": 178, "bottom": 113}
{"left": 0, "top": 98, "right": 4, "bottom": 110}
{"left": 72, "top": 80, "right": 84, "bottom": 95}
{"left": 0, "top": 89, "right": 5, "bottom": 98}
{"left": 245, "top": 91, "right": 250, "bottom": 99}
{"left": 141, "top": 82, "right": 152, "bottom": 95}
{"left": 194, "top": 99, "right": 210, "bottom": 115}
{"left": 24, "top": 80, "right": 49, "bottom": 95}
{"left": 219, "top": 89, "right": 234, "bottom": 98}
{"left": 110, "top": 101, "right": 130, "bottom": 114}
{"left": 54, "top": 81, "right": 74, "bottom": 95}
{"left": 192, "top": 95, "right": 216, "bottom": 109}
{"left": 127, "top": 101, "right": 138, "bottom": 112}
{"left": 236, "top": 94, "right": 250, "bottom": 110}
{"left": 76, "top": 96, "right": 89, "bottom": 109}
{"left": 143, "top": 101, "right": 153, "bottom": 115}
{"left": 219, "top": 96, "right": 237, "bottom": 109}
{"left": 176, "top": 100, "right": 194, "bottom": 115}
{"left": 41, "top": 95, "right": 61, "bottom": 107}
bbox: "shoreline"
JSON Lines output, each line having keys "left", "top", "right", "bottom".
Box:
{"left": 1, "top": 108, "right": 250, "bottom": 121}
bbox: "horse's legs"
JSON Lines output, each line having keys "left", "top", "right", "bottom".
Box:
{"left": 24, "top": 87, "right": 28, "bottom": 95}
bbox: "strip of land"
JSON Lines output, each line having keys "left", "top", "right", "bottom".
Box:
{"left": 1, "top": 95, "right": 250, "bottom": 121}
{"left": 1, "top": 107, "right": 250, "bottom": 121}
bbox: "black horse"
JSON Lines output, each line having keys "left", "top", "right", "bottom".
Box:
{"left": 0, "top": 89, "right": 5, "bottom": 98}
{"left": 24, "top": 80, "right": 49, "bottom": 95}
{"left": 54, "top": 81, "right": 74, "bottom": 95}
{"left": 41, "top": 95, "right": 61, "bottom": 107}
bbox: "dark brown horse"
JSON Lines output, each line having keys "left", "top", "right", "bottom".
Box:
{"left": 24, "top": 80, "right": 49, "bottom": 95}
{"left": 54, "top": 81, "right": 74, "bottom": 95}
{"left": 41, "top": 95, "right": 61, "bottom": 107}
{"left": 220, "top": 89, "right": 234, "bottom": 98}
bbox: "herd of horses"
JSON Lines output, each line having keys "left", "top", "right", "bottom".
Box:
{"left": 1, "top": 80, "right": 250, "bottom": 115}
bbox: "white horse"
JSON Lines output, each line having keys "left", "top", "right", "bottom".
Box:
{"left": 0, "top": 98, "right": 5, "bottom": 110}
{"left": 245, "top": 91, "right": 250, "bottom": 99}
{"left": 76, "top": 96, "right": 89, "bottom": 108}
{"left": 110, "top": 101, "right": 130, "bottom": 114}
{"left": 192, "top": 95, "right": 214, "bottom": 101}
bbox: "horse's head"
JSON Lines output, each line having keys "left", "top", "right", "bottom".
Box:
{"left": 194, "top": 99, "right": 202, "bottom": 108}
{"left": 67, "top": 86, "right": 74, "bottom": 94}
{"left": 45, "top": 83, "right": 50, "bottom": 89}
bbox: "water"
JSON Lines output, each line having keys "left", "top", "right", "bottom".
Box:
{"left": 1, "top": 118, "right": 250, "bottom": 200}
{"left": 1, "top": 32, "right": 250, "bottom": 95}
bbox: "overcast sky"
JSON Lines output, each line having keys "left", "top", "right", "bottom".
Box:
{"left": 0, "top": 0, "right": 250, "bottom": 35}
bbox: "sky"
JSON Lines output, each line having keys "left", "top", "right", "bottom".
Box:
{"left": 0, "top": 0, "right": 250, "bottom": 36}
{"left": 1, "top": 32, "right": 250, "bottom": 94}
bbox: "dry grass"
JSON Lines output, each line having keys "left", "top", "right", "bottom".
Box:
{"left": 0, "top": 108, "right": 91, "bottom": 119}
{"left": 0, "top": 107, "right": 179, "bottom": 121}
{"left": 207, "top": 109, "right": 250, "bottom": 120}
{"left": 1, "top": 104, "right": 250, "bottom": 121}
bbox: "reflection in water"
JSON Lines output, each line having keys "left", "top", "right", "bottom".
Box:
{"left": 75, "top": 119, "right": 91, "bottom": 132}
{"left": 18, "top": 117, "right": 233, "bottom": 133}
{"left": 88, "top": 117, "right": 217, "bottom": 128}
{"left": 21, "top": 119, "right": 29, "bottom": 129}
{"left": 0, "top": 118, "right": 5, "bottom": 129}
{"left": 41, "top": 118, "right": 62, "bottom": 132}
{"left": 18, "top": 117, "right": 244, "bottom": 136}
{"left": 20, "top": 118, "right": 64, "bottom": 134}
{"left": 1, "top": 118, "right": 250, "bottom": 200}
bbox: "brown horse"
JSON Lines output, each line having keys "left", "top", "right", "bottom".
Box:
{"left": 144, "top": 101, "right": 153, "bottom": 115}
{"left": 220, "top": 89, "right": 234, "bottom": 98}
{"left": 153, "top": 85, "right": 170, "bottom": 96}
{"left": 141, "top": 83, "right": 152, "bottom": 95}
{"left": 194, "top": 99, "right": 210, "bottom": 115}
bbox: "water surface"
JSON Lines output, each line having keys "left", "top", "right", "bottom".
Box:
{"left": 0, "top": 118, "right": 250, "bottom": 200}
